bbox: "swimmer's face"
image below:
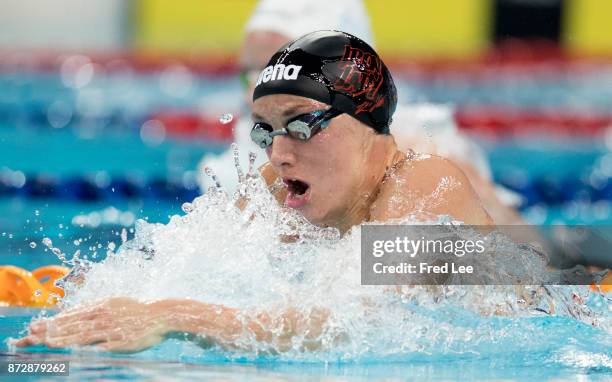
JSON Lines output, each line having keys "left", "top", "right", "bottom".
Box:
{"left": 253, "top": 94, "right": 387, "bottom": 230}
{"left": 239, "top": 31, "right": 291, "bottom": 107}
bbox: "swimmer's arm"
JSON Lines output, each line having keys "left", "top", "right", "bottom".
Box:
{"left": 15, "top": 298, "right": 330, "bottom": 353}
{"left": 370, "top": 155, "right": 494, "bottom": 225}
{"left": 158, "top": 299, "right": 329, "bottom": 352}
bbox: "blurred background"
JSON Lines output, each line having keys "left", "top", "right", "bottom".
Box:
{"left": 1, "top": 0, "right": 612, "bottom": 270}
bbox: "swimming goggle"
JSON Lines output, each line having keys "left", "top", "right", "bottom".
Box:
{"left": 250, "top": 108, "right": 343, "bottom": 149}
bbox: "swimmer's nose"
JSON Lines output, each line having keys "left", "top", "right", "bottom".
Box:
{"left": 268, "top": 135, "right": 297, "bottom": 168}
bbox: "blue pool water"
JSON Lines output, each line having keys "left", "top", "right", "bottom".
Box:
{"left": 1, "top": 304, "right": 611, "bottom": 381}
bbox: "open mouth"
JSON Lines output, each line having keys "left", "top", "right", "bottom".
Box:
{"left": 283, "top": 178, "right": 311, "bottom": 208}
{"left": 285, "top": 178, "right": 309, "bottom": 196}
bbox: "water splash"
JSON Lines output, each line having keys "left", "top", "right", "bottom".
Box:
{"left": 231, "top": 143, "right": 244, "bottom": 184}
{"left": 203, "top": 166, "right": 222, "bottom": 191}
{"left": 52, "top": 147, "right": 610, "bottom": 362}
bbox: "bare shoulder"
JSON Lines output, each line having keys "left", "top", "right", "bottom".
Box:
{"left": 370, "top": 153, "right": 493, "bottom": 225}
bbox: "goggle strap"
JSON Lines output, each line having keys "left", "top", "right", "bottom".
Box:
{"left": 312, "top": 108, "right": 343, "bottom": 128}
{"left": 269, "top": 129, "right": 288, "bottom": 138}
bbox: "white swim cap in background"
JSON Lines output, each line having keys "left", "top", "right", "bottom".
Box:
{"left": 390, "top": 104, "right": 493, "bottom": 182}
{"left": 245, "top": 0, "right": 374, "bottom": 46}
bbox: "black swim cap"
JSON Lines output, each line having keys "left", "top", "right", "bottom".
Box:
{"left": 253, "top": 30, "right": 397, "bottom": 134}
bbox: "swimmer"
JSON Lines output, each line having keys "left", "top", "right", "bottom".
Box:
{"left": 199, "top": 0, "right": 528, "bottom": 233}
{"left": 16, "top": 31, "right": 493, "bottom": 352}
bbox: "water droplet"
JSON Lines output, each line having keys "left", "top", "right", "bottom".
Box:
{"left": 34, "top": 210, "right": 40, "bottom": 216}
{"left": 29, "top": 242, "right": 37, "bottom": 248}
{"left": 73, "top": 239, "right": 80, "bottom": 246}
{"left": 219, "top": 113, "right": 234, "bottom": 125}
{"left": 231, "top": 143, "right": 244, "bottom": 182}
{"left": 269, "top": 178, "right": 286, "bottom": 194}
{"left": 247, "top": 152, "right": 258, "bottom": 178}
{"left": 42, "top": 237, "right": 53, "bottom": 248}
{"left": 51, "top": 247, "right": 61, "bottom": 256}
{"left": 58, "top": 224, "right": 63, "bottom": 229}
{"left": 204, "top": 166, "right": 222, "bottom": 190}
{"left": 121, "top": 228, "right": 128, "bottom": 243}
{"left": 107, "top": 242, "right": 116, "bottom": 251}
{"left": 181, "top": 202, "right": 194, "bottom": 213}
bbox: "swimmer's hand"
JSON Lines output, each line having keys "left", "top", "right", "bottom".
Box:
{"left": 14, "top": 297, "right": 169, "bottom": 353}
{"left": 15, "top": 297, "right": 331, "bottom": 353}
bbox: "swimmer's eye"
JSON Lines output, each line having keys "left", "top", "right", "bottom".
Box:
{"left": 250, "top": 108, "right": 343, "bottom": 149}
{"left": 286, "top": 108, "right": 343, "bottom": 140}
{"left": 250, "top": 122, "right": 287, "bottom": 149}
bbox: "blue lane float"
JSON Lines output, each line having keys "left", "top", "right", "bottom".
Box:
{"left": 3, "top": 173, "right": 199, "bottom": 203}
{"left": 0, "top": 172, "right": 611, "bottom": 209}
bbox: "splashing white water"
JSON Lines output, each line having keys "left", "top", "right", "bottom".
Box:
{"left": 54, "top": 148, "right": 610, "bottom": 359}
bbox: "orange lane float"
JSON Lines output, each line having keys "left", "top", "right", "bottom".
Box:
{"left": 0, "top": 265, "right": 70, "bottom": 308}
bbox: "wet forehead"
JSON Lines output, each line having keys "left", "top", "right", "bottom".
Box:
{"left": 252, "top": 94, "right": 327, "bottom": 121}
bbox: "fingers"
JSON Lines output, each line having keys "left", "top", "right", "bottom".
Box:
{"left": 32, "top": 304, "right": 111, "bottom": 335}
{"left": 43, "top": 317, "right": 120, "bottom": 347}
{"left": 17, "top": 326, "right": 126, "bottom": 349}
{"left": 28, "top": 319, "right": 47, "bottom": 336}
{"left": 45, "top": 329, "right": 126, "bottom": 348}
{"left": 14, "top": 335, "right": 42, "bottom": 348}
{"left": 51, "top": 306, "right": 109, "bottom": 326}
{"left": 50, "top": 315, "right": 113, "bottom": 335}
{"left": 96, "top": 334, "right": 162, "bottom": 353}
{"left": 47, "top": 297, "right": 126, "bottom": 325}
{"left": 14, "top": 298, "right": 156, "bottom": 352}
{"left": 16, "top": 310, "right": 111, "bottom": 349}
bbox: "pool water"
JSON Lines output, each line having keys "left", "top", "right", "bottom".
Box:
{"left": 1, "top": 305, "right": 611, "bottom": 381}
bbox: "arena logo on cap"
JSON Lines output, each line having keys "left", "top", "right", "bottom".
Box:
{"left": 256, "top": 64, "right": 302, "bottom": 85}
